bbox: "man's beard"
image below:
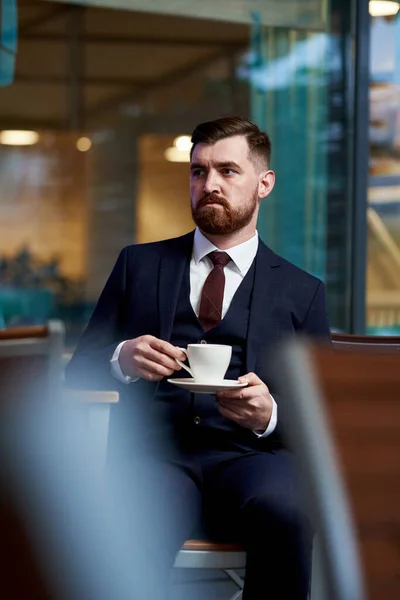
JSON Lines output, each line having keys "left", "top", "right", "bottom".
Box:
{"left": 191, "top": 189, "right": 259, "bottom": 235}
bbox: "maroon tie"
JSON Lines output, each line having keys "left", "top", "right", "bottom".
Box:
{"left": 198, "top": 251, "right": 231, "bottom": 332}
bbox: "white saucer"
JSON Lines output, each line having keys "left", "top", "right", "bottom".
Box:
{"left": 167, "top": 378, "right": 248, "bottom": 394}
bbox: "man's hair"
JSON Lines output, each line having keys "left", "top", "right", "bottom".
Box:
{"left": 190, "top": 116, "right": 271, "bottom": 169}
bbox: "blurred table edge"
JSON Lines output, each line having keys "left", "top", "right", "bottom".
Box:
{"left": 62, "top": 389, "right": 119, "bottom": 404}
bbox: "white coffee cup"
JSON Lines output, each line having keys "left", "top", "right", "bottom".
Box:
{"left": 175, "top": 344, "right": 232, "bottom": 383}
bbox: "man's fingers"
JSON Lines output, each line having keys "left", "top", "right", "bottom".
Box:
{"left": 137, "top": 356, "right": 175, "bottom": 378}
{"left": 238, "top": 372, "right": 263, "bottom": 386}
{"left": 218, "top": 403, "right": 243, "bottom": 424}
{"left": 136, "top": 339, "right": 183, "bottom": 371}
{"left": 141, "top": 348, "right": 180, "bottom": 371}
{"left": 218, "top": 400, "right": 243, "bottom": 417}
{"left": 120, "top": 336, "right": 184, "bottom": 379}
{"left": 149, "top": 337, "right": 186, "bottom": 360}
{"left": 217, "top": 385, "right": 257, "bottom": 402}
{"left": 216, "top": 373, "right": 265, "bottom": 400}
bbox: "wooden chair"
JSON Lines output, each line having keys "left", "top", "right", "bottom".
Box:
{"left": 331, "top": 332, "right": 400, "bottom": 353}
{"left": 0, "top": 321, "right": 64, "bottom": 405}
{"left": 276, "top": 339, "right": 400, "bottom": 600}
{"left": 173, "top": 540, "right": 246, "bottom": 599}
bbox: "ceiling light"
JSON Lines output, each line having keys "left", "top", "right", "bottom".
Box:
{"left": 76, "top": 136, "right": 92, "bottom": 152}
{"left": 0, "top": 130, "right": 39, "bottom": 146}
{"left": 174, "top": 135, "right": 192, "bottom": 152}
{"left": 164, "top": 146, "right": 190, "bottom": 163}
{"left": 369, "top": 1, "right": 400, "bottom": 17}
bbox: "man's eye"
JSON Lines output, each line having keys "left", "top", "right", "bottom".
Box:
{"left": 192, "top": 169, "right": 205, "bottom": 177}
{"left": 223, "top": 168, "right": 235, "bottom": 175}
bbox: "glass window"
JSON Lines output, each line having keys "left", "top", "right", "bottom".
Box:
{"left": 368, "top": 8, "right": 400, "bottom": 334}
{"left": 0, "top": 0, "right": 355, "bottom": 347}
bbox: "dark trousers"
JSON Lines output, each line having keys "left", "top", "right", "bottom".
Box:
{"left": 116, "top": 449, "right": 313, "bottom": 600}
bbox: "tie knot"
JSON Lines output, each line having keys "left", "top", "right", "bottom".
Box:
{"left": 208, "top": 251, "right": 231, "bottom": 268}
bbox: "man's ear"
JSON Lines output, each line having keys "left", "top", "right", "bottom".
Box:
{"left": 258, "top": 170, "right": 275, "bottom": 199}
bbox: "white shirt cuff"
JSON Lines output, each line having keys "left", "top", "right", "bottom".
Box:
{"left": 110, "top": 341, "right": 139, "bottom": 384}
{"left": 253, "top": 395, "right": 278, "bottom": 438}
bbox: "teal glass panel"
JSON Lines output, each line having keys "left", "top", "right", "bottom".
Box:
{"left": 248, "top": 13, "right": 328, "bottom": 281}
{"left": 0, "top": 0, "right": 17, "bottom": 86}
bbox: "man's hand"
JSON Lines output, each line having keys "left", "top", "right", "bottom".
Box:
{"left": 216, "top": 372, "right": 273, "bottom": 432}
{"left": 118, "top": 335, "right": 186, "bottom": 382}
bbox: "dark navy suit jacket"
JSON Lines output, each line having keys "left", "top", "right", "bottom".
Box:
{"left": 66, "top": 231, "right": 331, "bottom": 452}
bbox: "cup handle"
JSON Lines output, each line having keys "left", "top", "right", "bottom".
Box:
{"left": 175, "top": 348, "right": 194, "bottom": 378}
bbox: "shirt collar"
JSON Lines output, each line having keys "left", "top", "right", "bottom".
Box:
{"left": 193, "top": 227, "right": 259, "bottom": 276}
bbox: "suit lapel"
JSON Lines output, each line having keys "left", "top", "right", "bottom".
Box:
{"left": 157, "top": 232, "right": 282, "bottom": 366}
{"left": 158, "top": 231, "right": 194, "bottom": 341}
{"left": 246, "top": 240, "right": 282, "bottom": 372}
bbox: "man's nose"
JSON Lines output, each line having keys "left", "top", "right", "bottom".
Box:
{"left": 203, "top": 172, "right": 220, "bottom": 194}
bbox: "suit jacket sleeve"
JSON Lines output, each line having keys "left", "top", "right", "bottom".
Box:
{"left": 65, "top": 247, "right": 130, "bottom": 391}
{"left": 268, "top": 279, "right": 331, "bottom": 446}
{"left": 298, "top": 280, "right": 331, "bottom": 340}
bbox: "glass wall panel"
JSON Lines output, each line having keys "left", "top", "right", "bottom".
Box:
{"left": 248, "top": 23, "right": 328, "bottom": 280}
{"left": 368, "top": 9, "right": 400, "bottom": 334}
{"left": 0, "top": 0, "right": 355, "bottom": 346}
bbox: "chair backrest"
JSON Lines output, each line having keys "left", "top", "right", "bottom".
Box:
{"left": 0, "top": 320, "right": 64, "bottom": 405}
{"left": 276, "top": 340, "right": 400, "bottom": 600}
{"left": 331, "top": 332, "right": 400, "bottom": 354}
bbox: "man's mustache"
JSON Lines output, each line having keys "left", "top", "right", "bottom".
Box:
{"left": 196, "top": 194, "right": 229, "bottom": 210}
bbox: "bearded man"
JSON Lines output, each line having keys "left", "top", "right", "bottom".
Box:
{"left": 66, "top": 116, "right": 331, "bottom": 599}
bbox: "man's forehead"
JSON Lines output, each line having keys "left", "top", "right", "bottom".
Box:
{"left": 191, "top": 135, "right": 250, "bottom": 163}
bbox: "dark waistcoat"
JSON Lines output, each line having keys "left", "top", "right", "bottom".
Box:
{"left": 153, "top": 258, "right": 259, "bottom": 453}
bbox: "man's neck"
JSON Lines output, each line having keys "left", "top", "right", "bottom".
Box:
{"left": 199, "top": 227, "right": 257, "bottom": 250}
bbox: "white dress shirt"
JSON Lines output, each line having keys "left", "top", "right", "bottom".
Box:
{"left": 110, "top": 228, "right": 278, "bottom": 437}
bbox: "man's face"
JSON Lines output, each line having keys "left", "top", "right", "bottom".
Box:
{"left": 190, "top": 135, "right": 266, "bottom": 235}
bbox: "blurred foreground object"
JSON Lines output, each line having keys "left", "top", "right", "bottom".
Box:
{"left": 275, "top": 338, "right": 400, "bottom": 600}
{"left": 0, "top": 388, "right": 170, "bottom": 599}
{"left": 62, "top": 389, "right": 119, "bottom": 471}
{"left": 0, "top": 323, "right": 174, "bottom": 599}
